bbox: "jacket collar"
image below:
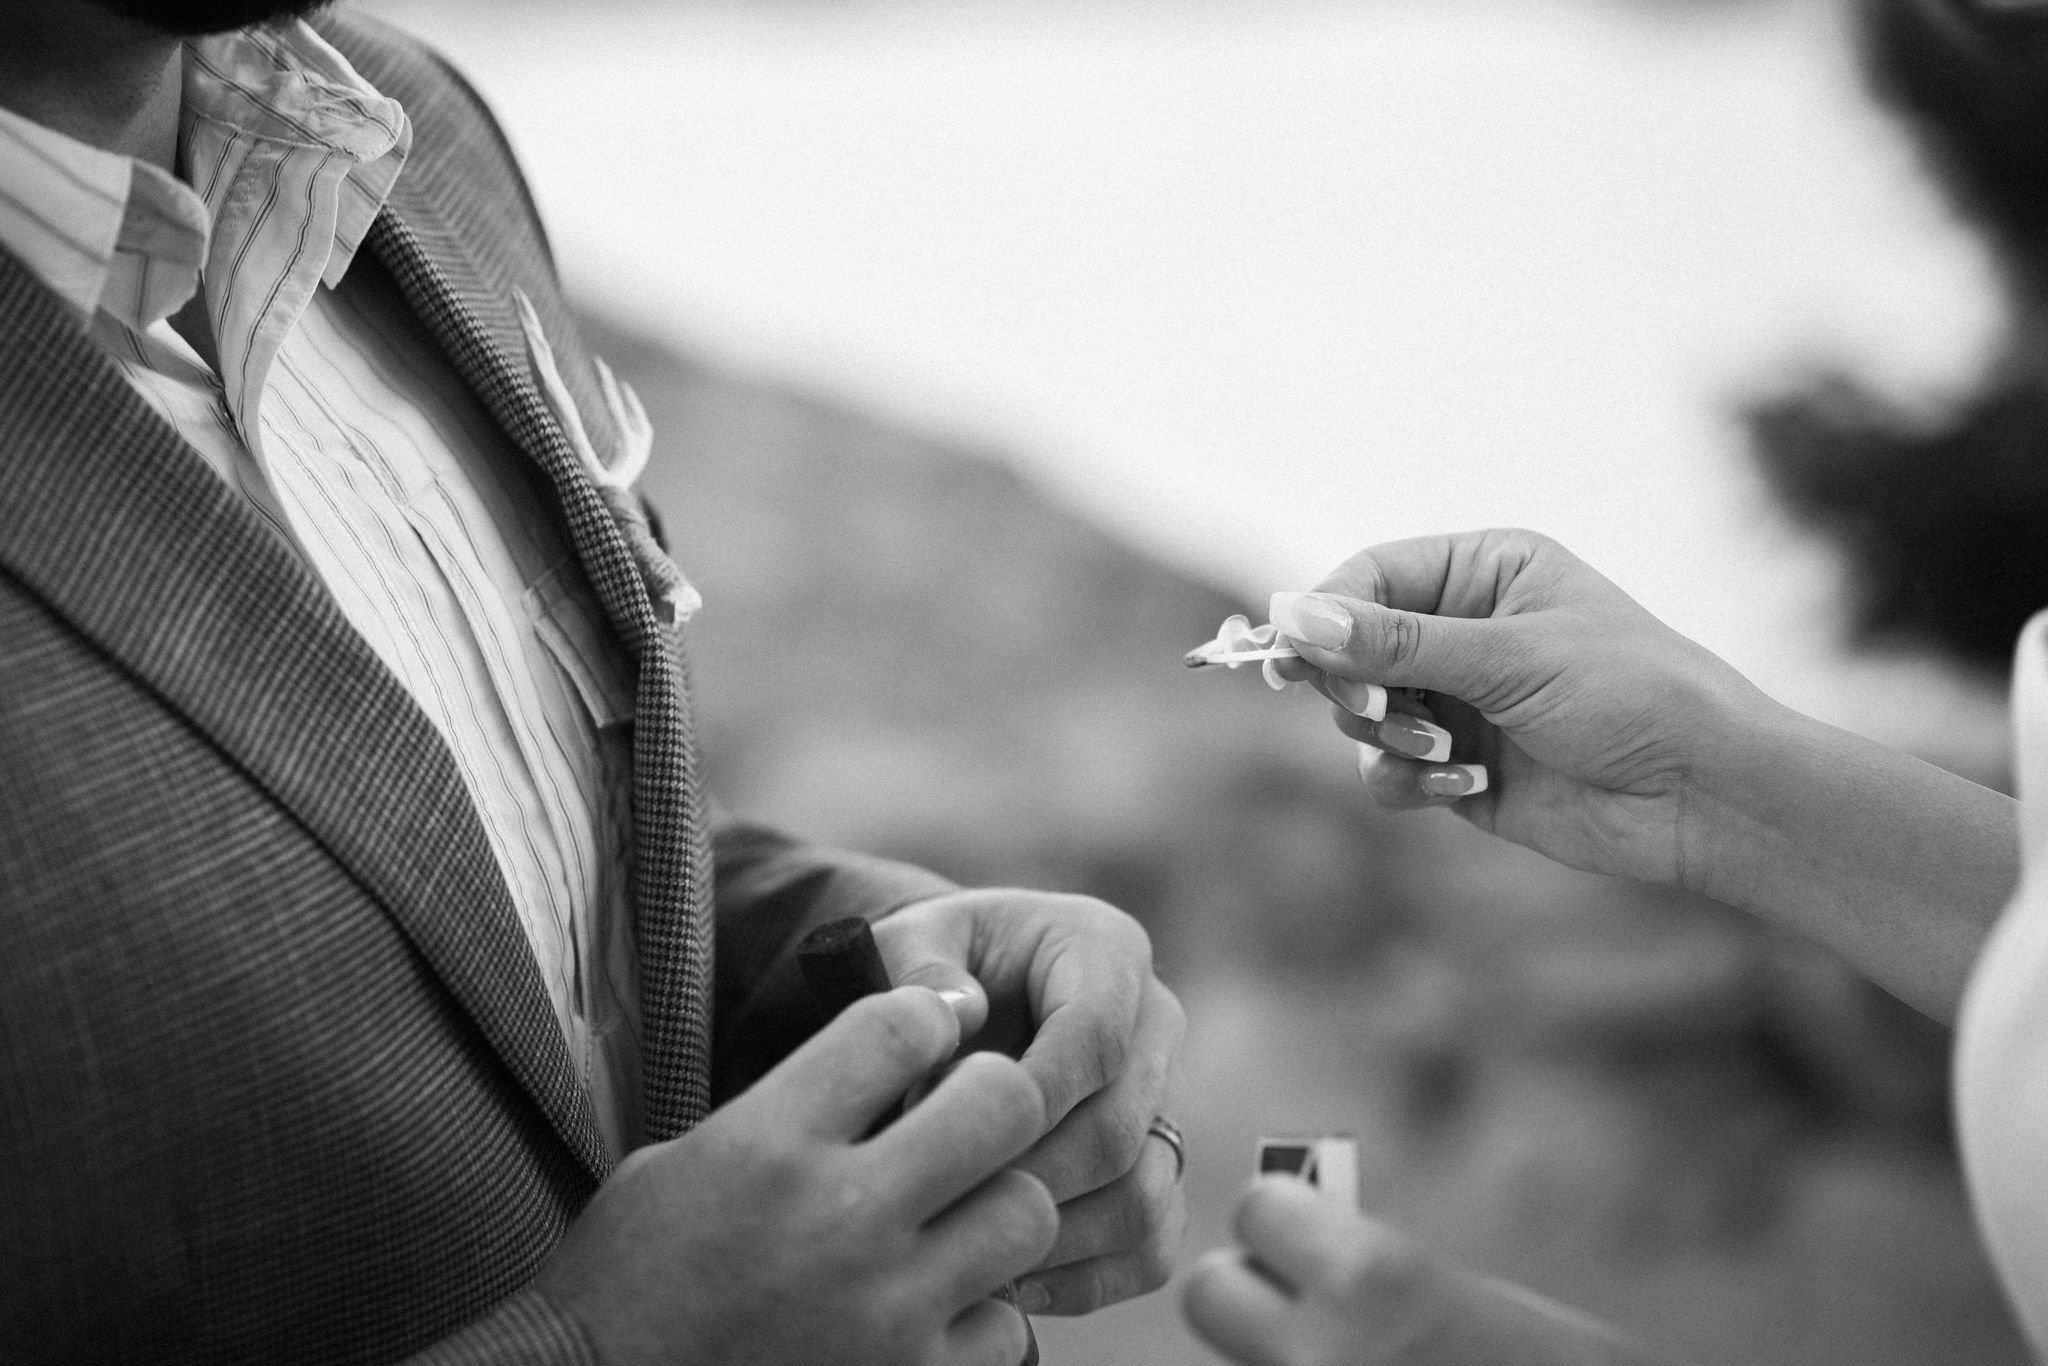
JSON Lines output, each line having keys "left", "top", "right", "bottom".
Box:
{"left": 338, "top": 4, "right": 717, "bottom": 1137}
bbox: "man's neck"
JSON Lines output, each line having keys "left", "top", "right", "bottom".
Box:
{"left": 0, "top": 2, "right": 184, "bottom": 172}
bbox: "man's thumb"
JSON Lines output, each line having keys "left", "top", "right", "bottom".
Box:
{"left": 888, "top": 959, "right": 988, "bottom": 1038}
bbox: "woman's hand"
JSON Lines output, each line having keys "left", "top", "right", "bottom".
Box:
{"left": 1182, "top": 1178, "right": 1662, "bottom": 1366}
{"left": 1265, "top": 527, "right": 2017, "bottom": 1021}
{"left": 1268, "top": 528, "right": 1774, "bottom": 893}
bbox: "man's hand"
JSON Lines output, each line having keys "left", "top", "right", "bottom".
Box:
{"left": 533, "top": 986, "right": 1057, "bottom": 1366}
{"left": 872, "top": 889, "right": 1189, "bottom": 1316}
{"left": 1182, "top": 1179, "right": 1662, "bottom": 1366}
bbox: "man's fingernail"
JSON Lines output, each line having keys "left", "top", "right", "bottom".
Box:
{"left": 1379, "top": 714, "right": 1452, "bottom": 762}
{"left": 936, "top": 987, "right": 974, "bottom": 1009}
{"left": 1013, "top": 1281, "right": 1051, "bottom": 1315}
{"left": 1328, "top": 677, "right": 1388, "bottom": 720}
{"left": 1419, "top": 764, "right": 1489, "bottom": 798}
{"left": 1269, "top": 592, "right": 1352, "bottom": 651}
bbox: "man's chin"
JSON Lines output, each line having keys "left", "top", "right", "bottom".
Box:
{"left": 91, "top": 0, "right": 332, "bottom": 37}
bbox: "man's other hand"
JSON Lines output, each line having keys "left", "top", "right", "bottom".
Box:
{"left": 534, "top": 986, "right": 1056, "bottom": 1366}
{"left": 874, "top": 890, "right": 1189, "bottom": 1316}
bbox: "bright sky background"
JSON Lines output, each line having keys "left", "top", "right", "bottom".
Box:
{"left": 368, "top": 0, "right": 2015, "bottom": 752}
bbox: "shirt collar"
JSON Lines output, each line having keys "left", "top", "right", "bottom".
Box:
{"left": 179, "top": 21, "right": 410, "bottom": 299}
{"left": 0, "top": 103, "right": 177, "bottom": 325}
{"left": 0, "top": 19, "right": 409, "bottom": 333}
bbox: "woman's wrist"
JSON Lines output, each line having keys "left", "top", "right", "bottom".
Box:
{"left": 1671, "top": 685, "right": 2018, "bottom": 1018}
{"left": 1665, "top": 681, "right": 1810, "bottom": 908}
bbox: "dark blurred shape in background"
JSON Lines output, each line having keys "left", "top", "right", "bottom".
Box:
{"left": 1749, "top": 0, "right": 2048, "bottom": 671}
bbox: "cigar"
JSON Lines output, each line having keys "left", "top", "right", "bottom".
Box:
{"left": 796, "top": 918, "right": 1041, "bottom": 1366}
{"left": 797, "top": 915, "right": 896, "bottom": 1020}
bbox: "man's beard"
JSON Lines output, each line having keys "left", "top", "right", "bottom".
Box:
{"left": 92, "top": 0, "right": 332, "bottom": 37}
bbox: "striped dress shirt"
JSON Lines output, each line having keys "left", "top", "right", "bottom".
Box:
{"left": 0, "top": 22, "right": 646, "bottom": 1158}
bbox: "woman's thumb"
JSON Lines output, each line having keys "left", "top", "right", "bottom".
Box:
{"left": 1271, "top": 590, "right": 1503, "bottom": 701}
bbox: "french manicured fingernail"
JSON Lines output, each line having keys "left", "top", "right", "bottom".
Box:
{"left": 1269, "top": 591, "right": 1352, "bottom": 651}
{"left": 1327, "top": 677, "right": 1388, "bottom": 720}
{"left": 1419, "top": 764, "right": 1489, "bottom": 798}
{"left": 1262, "top": 658, "right": 1290, "bottom": 692}
{"left": 1013, "top": 1281, "right": 1051, "bottom": 1314}
{"left": 1379, "top": 714, "right": 1452, "bottom": 762}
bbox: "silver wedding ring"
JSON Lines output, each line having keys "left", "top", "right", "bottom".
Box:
{"left": 1146, "top": 1115, "right": 1186, "bottom": 1181}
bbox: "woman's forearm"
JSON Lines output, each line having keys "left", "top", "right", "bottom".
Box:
{"left": 1686, "top": 699, "right": 2019, "bottom": 1022}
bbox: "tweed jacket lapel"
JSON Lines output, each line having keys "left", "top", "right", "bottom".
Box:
{"left": 337, "top": 15, "right": 716, "bottom": 1139}
{"left": 0, "top": 248, "right": 612, "bottom": 1179}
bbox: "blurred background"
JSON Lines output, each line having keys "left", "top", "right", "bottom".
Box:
{"left": 357, "top": 0, "right": 2048, "bottom": 1360}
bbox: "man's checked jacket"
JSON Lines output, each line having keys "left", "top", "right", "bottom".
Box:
{"left": 0, "top": 13, "right": 954, "bottom": 1362}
